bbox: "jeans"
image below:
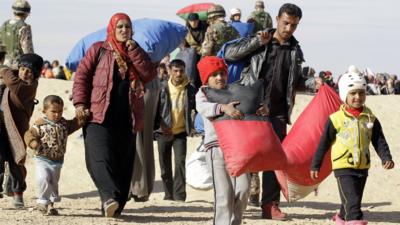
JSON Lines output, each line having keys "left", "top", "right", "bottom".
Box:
{"left": 35, "top": 157, "right": 62, "bottom": 205}
{"left": 156, "top": 132, "right": 187, "bottom": 201}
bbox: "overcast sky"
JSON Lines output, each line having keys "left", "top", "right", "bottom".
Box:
{"left": 1, "top": 0, "right": 399, "bottom": 77}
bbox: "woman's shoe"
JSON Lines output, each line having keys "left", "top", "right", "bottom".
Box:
{"left": 103, "top": 199, "right": 119, "bottom": 218}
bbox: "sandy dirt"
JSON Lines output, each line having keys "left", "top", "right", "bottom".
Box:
{"left": 0, "top": 79, "right": 398, "bottom": 225}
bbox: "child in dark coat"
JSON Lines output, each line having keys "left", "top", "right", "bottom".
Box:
{"left": 0, "top": 53, "right": 43, "bottom": 208}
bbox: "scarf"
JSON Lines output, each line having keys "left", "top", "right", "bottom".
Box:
{"left": 345, "top": 105, "right": 363, "bottom": 118}
{"left": 168, "top": 76, "right": 189, "bottom": 134}
{"left": 106, "top": 13, "right": 137, "bottom": 81}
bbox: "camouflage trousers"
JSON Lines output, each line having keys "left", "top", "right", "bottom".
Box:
{"left": 249, "top": 172, "right": 260, "bottom": 195}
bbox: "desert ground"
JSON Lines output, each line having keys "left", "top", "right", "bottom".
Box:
{"left": 0, "top": 78, "right": 398, "bottom": 225}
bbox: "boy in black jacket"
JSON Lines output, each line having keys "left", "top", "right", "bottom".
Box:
{"left": 154, "top": 59, "right": 196, "bottom": 202}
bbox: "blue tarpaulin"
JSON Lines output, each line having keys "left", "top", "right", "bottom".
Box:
{"left": 66, "top": 18, "right": 187, "bottom": 71}
{"left": 230, "top": 21, "right": 254, "bottom": 38}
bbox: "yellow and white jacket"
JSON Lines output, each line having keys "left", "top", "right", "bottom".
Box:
{"left": 311, "top": 105, "right": 392, "bottom": 171}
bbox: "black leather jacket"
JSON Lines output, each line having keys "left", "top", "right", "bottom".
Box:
{"left": 224, "top": 29, "right": 307, "bottom": 124}
{"left": 154, "top": 80, "right": 196, "bottom": 135}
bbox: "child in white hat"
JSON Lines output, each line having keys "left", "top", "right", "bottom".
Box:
{"left": 310, "top": 65, "right": 395, "bottom": 225}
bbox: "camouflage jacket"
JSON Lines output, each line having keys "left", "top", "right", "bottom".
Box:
{"left": 201, "top": 20, "right": 240, "bottom": 57}
{"left": 0, "top": 18, "right": 34, "bottom": 69}
{"left": 249, "top": 10, "right": 273, "bottom": 33}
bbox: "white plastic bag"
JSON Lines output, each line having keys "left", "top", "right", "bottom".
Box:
{"left": 186, "top": 146, "right": 213, "bottom": 191}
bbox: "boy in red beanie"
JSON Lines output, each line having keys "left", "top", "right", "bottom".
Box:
{"left": 196, "top": 56, "right": 250, "bottom": 225}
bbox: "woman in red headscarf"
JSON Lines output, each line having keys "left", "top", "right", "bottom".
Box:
{"left": 72, "top": 13, "right": 157, "bottom": 217}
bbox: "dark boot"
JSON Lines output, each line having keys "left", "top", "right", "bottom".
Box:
{"left": 248, "top": 193, "right": 259, "bottom": 207}
{"left": 248, "top": 173, "right": 260, "bottom": 207}
{"left": 261, "top": 201, "right": 287, "bottom": 220}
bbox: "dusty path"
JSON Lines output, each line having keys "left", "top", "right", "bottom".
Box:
{"left": 0, "top": 79, "right": 398, "bottom": 225}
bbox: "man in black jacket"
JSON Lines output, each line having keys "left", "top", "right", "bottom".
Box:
{"left": 224, "top": 3, "right": 308, "bottom": 220}
{"left": 154, "top": 59, "right": 196, "bottom": 202}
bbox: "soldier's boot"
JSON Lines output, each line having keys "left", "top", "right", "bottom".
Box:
{"left": 248, "top": 173, "right": 260, "bottom": 207}
{"left": 248, "top": 193, "right": 259, "bottom": 207}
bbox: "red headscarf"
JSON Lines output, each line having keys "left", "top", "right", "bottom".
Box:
{"left": 106, "top": 13, "right": 136, "bottom": 80}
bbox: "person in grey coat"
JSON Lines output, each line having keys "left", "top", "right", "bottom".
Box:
{"left": 196, "top": 56, "right": 250, "bottom": 225}
{"left": 130, "top": 76, "right": 160, "bottom": 202}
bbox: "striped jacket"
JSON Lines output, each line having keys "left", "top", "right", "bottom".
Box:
{"left": 195, "top": 87, "right": 223, "bottom": 151}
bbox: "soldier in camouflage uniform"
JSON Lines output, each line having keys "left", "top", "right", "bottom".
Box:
{"left": 0, "top": 0, "right": 34, "bottom": 70}
{"left": 0, "top": 43, "right": 6, "bottom": 65}
{"left": 200, "top": 4, "right": 240, "bottom": 57}
{"left": 248, "top": 0, "right": 273, "bottom": 33}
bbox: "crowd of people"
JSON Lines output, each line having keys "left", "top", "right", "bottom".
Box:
{"left": 39, "top": 59, "right": 73, "bottom": 80}
{"left": 303, "top": 66, "right": 400, "bottom": 95}
{"left": 0, "top": 0, "right": 397, "bottom": 225}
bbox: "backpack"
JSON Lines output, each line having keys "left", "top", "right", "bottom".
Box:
{"left": 0, "top": 20, "right": 25, "bottom": 59}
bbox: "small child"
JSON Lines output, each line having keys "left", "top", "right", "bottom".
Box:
{"left": 0, "top": 53, "right": 43, "bottom": 208}
{"left": 24, "top": 95, "right": 80, "bottom": 215}
{"left": 196, "top": 56, "right": 250, "bottom": 225}
{"left": 310, "top": 66, "right": 395, "bottom": 225}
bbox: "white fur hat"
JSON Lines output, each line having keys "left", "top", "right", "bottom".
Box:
{"left": 230, "top": 8, "right": 241, "bottom": 16}
{"left": 338, "top": 65, "right": 367, "bottom": 102}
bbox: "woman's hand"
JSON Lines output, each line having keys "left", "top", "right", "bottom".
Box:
{"left": 221, "top": 101, "right": 243, "bottom": 120}
{"left": 75, "top": 104, "right": 90, "bottom": 126}
{"left": 126, "top": 39, "right": 136, "bottom": 51}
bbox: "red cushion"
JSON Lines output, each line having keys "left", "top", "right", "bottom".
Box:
{"left": 276, "top": 85, "right": 342, "bottom": 201}
{"left": 214, "top": 119, "right": 287, "bottom": 177}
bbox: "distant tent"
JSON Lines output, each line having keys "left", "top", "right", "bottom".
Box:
{"left": 65, "top": 18, "right": 187, "bottom": 71}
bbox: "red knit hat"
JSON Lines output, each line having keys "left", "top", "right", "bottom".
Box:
{"left": 197, "top": 56, "right": 228, "bottom": 85}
